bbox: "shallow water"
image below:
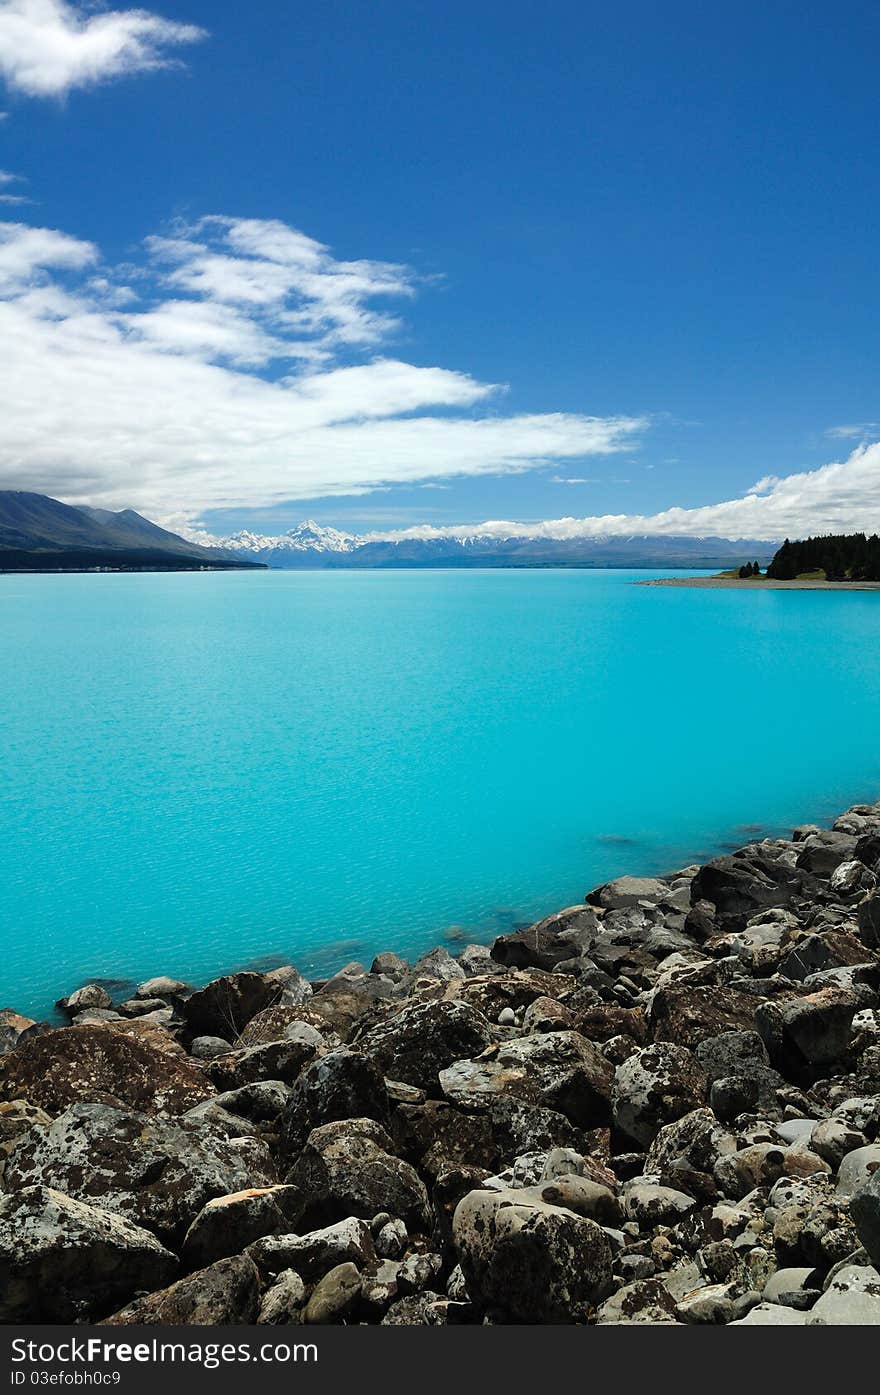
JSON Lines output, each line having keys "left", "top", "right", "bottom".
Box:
{"left": 2, "top": 568, "right": 879, "bottom": 1020}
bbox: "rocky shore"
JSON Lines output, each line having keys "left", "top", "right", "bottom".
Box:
{"left": 2, "top": 803, "right": 880, "bottom": 1326}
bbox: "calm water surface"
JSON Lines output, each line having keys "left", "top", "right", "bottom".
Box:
{"left": 2, "top": 569, "right": 879, "bottom": 1019}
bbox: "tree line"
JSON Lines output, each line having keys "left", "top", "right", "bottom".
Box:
{"left": 767, "top": 532, "right": 880, "bottom": 581}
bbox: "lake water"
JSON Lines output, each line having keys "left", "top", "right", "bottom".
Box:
{"left": 3, "top": 568, "right": 880, "bottom": 1021}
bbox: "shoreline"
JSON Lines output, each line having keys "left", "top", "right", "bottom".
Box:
{"left": 2, "top": 795, "right": 879, "bottom": 1325}
{"left": 639, "top": 576, "right": 880, "bottom": 590}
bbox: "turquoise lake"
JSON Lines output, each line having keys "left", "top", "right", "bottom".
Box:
{"left": 3, "top": 568, "right": 880, "bottom": 1021}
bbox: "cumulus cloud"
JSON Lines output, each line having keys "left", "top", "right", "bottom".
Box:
{"left": 360, "top": 442, "right": 880, "bottom": 543}
{"left": 0, "top": 213, "right": 645, "bottom": 521}
{"left": 0, "top": 0, "right": 205, "bottom": 98}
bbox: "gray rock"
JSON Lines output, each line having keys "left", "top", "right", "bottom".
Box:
{"left": 135, "top": 976, "right": 188, "bottom": 1000}
{"left": 0, "top": 1185, "right": 178, "bottom": 1323}
{"left": 182, "top": 971, "right": 278, "bottom": 1038}
{"left": 806, "top": 1263, "right": 880, "bottom": 1324}
{"left": 763, "top": 1267, "right": 817, "bottom": 1301}
{"left": 830, "top": 860, "right": 875, "bottom": 897}
{"left": 304, "top": 1262, "right": 362, "bottom": 1324}
{"left": 408, "top": 947, "right": 465, "bottom": 984}
{"left": 675, "top": 1282, "right": 737, "bottom": 1324}
{"left": 102, "top": 1254, "right": 260, "bottom": 1325}
{"left": 611, "top": 1043, "right": 708, "bottom": 1148}
{"left": 439, "top": 1030, "right": 614, "bottom": 1128}
{"left": 491, "top": 905, "right": 599, "bottom": 969}
{"left": 183, "top": 1185, "right": 300, "bottom": 1266}
{"left": 267, "top": 965, "right": 314, "bottom": 1007}
{"left": 730, "top": 1301, "right": 808, "bottom": 1325}
{"left": 453, "top": 1185, "right": 612, "bottom": 1322}
{"left": 595, "top": 1278, "right": 679, "bottom": 1324}
{"left": 56, "top": 983, "right": 112, "bottom": 1014}
{"left": 375, "top": 1218, "right": 407, "bottom": 1259}
{"left": 380, "top": 1293, "right": 449, "bottom": 1324}
{"left": 257, "top": 1269, "right": 306, "bottom": 1324}
{"left": 621, "top": 1180, "right": 696, "bottom": 1225}
{"left": 369, "top": 951, "right": 411, "bottom": 981}
{"left": 810, "top": 1117, "right": 868, "bottom": 1168}
{"left": 5, "top": 1101, "right": 276, "bottom": 1244}
{"left": 355, "top": 999, "right": 491, "bottom": 1096}
{"left": 0, "top": 1009, "right": 40, "bottom": 1055}
{"left": 248, "top": 1217, "right": 376, "bottom": 1282}
{"left": 205, "top": 1036, "right": 318, "bottom": 1090}
{"left": 588, "top": 877, "right": 669, "bottom": 910}
{"left": 285, "top": 1118, "right": 430, "bottom": 1231}
{"left": 831, "top": 1143, "right": 880, "bottom": 1199}
{"left": 279, "top": 1047, "right": 389, "bottom": 1163}
{"left": 850, "top": 1168, "right": 880, "bottom": 1265}
{"left": 756, "top": 986, "right": 860, "bottom": 1075}
{"left": 857, "top": 891, "right": 880, "bottom": 949}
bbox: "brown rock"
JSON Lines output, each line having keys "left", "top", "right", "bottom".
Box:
{"left": 0, "top": 1024, "right": 213, "bottom": 1116}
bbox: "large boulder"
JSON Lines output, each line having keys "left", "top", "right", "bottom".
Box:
{"left": 392, "top": 1100, "right": 499, "bottom": 1178}
{"left": 858, "top": 892, "right": 880, "bottom": 950}
{"left": 438, "top": 1031, "right": 614, "bottom": 1128}
{"left": 0, "top": 1185, "right": 178, "bottom": 1323}
{"left": 690, "top": 851, "right": 808, "bottom": 929}
{"left": 182, "top": 972, "right": 279, "bottom": 1038}
{"left": 102, "top": 1255, "right": 260, "bottom": 1325}
{"left": 285, "top": 1118, "right": 430, "bottom": 1231}
{"left": 756, "top": 986, "right": 860, "bottom": 1077}
{"left": 183, "top": 1186, "right": 300, "bottom": 1266}
{"left": 611, "top": 1043, "right": 708, "bottom": 1149}
{"left": 355, "top": 999, "right": 492, "bottom": 1095}
{"left": 648, "top": 984, "right": 759, "bottom": 1047}
{"left": 279, "top": 1047, "right": 389, "bottom": 1163}
{"left": 56, "top": 983, "right": 113, "bottom": 1015}
{"left": 205, "top": 1034, "right": 319, "bottom": 1090}
{"left": 0, "top": 1024, "right": 214, "bottom": 1116}
{"left": 238, "top": 1006, "right": 324, "bottom": 1048}
{"left": 0, "top": 1009, "right": 40, "bottom": 1055}
{"left": 587, "top": 877, "right": 669, "bottom": 910}
{"left": 850, "top": 1168, "right": 880, "bottom": 1267}
{"left": 490, "top": 905, "right": 598, "bottom": 970}
{"left": 453, "top": 1186, "right": 612, "bottom": 1322}
{"left": 693, "top": 1031, "right": 784, "bottom": 1117}
{"left": 5, "top": 1102, "right": 276, "bottom": 1244}
{"left": 248, "top": 1217, "right": 376, "bottom": 1283}
{"left": 794, "top": 831, "right": 858, "bottom": 876}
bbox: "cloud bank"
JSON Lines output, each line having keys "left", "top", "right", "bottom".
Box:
{"left": 0, "top": 213, "right": 644, "bottom": 523}
{"left": 0, "top": 0, "right": 205, "bottom": 98}
{"left": 357, "top": 442, "right": 880, "bottom": 543}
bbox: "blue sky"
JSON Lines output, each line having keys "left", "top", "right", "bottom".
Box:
{"left": 1, "top": 0, "right": 879, "bottom": 539}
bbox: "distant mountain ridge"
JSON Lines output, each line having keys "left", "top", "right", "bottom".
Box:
{"left": 0, "top": 492, "right": 262, "bottom": 571}
{"left": 212, "top": 520, "right": 779, "bottom": 570}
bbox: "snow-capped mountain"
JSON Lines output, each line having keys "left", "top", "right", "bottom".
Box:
{"left": 210, "top": 520, "right": 777, "bottom": 570}
{"left": 214, "top": 520, "right": 359, "bottom": 558}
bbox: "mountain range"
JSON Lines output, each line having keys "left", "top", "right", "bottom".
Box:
{"left": 0, "top": 492, "right": 263, "bottom": 572}
{"left": 0, "top": 492, "right": 779, "bottom": 572}
{"left": 212, "top": 520, "right": 778, "bottom": 569}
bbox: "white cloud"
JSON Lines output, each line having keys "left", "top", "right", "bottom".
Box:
{"left": 359, "top": 441, "right": 880, "bottom": 543}
{"left": 0, "top": 213, "right": 645, "bottom": 520}
{"left": 0, "top": 167, "right": 32, "bottom": 204}
{"left": 0, "top": 0, "right": 205, "bottom": 98}
{"left": 827, "top": 422, "right": 880, "bottom": 440}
